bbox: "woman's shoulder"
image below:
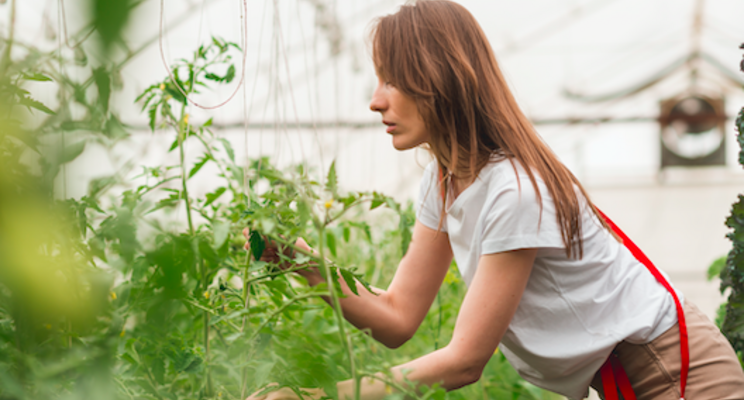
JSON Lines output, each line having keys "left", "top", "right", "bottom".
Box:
{"left": 482, "top": 157, "right": 540, "bottom": 189}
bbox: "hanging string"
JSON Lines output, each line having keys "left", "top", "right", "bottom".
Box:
{"left": 273, "top": 0, "right": 306, "bottom": 164}
{"left": 57, "top": 0, "right": 95, "bottom": 49}
{"left": 158, "top": 0, "right": 248, "bottom": 110}
{"left": 295, "top": 0, "right": 325, "bottom": 178}
{"left": 244, "top": 0, "right": 270, "bottom": 183}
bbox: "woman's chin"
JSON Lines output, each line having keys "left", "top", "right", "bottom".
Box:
{"left": 391, "top": 136, "right": 422, "bottom": 151}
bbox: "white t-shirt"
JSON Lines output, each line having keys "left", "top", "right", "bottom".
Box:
{"left": 416, "top": 158, "right": 681, "bottom": 400}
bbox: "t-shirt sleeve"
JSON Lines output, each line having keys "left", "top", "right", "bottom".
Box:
{"left": 416, "top": 162, "right": 447, "bottom": 232}
{"left": 480, "top": 169, "right": 565, "bottom": 254}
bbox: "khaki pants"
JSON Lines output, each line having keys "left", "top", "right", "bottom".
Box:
{"left": 590, "top": 301, "right": 744, "bottom": 400}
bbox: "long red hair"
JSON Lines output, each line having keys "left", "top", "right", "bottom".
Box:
{"left": 371, "top": 0, "right": 615, "bottom": 258}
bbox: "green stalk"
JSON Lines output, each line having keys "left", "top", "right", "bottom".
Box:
{"left": 177, "top": 106, "right": 195, "bottom": 235}
{"left": 317, "top": 224, "right": 359, "bottom": 400}
{"left": 176, "top": 104, "right": 211, "bottom": 396}
{"left": 240, "top": 247, "right": 252, "bottom": 400}
{"left": 241, "top": 247, "right": 253, "bottom": 332}
{"left": 1, "top": 0, "right": 16, "bottom": 75}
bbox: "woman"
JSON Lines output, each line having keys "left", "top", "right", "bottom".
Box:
{"left": 247, "top": 1, "right": 744, "bottom": 399}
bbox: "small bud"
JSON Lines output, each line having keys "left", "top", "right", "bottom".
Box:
{"left": 110, "top": 291, "right": 117, "bottom": 300}
{"left": 120, "top": 328, "right": 126, "bottom": 337}
{"left": 184, "top": 114, "right": 190, "bottom": 125}
{"left": 324, "top": 200, "right": 333, "bottom": 209}
{"left": 203, "top": 291, "right": 210, "bottom": 299}
{"left": 159, "top": 83, "right": 166, "bottom": 91}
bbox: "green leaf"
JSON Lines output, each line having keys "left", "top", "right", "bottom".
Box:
{"left": 370, "top": 192, "right": 385, "bottom": 210}
{"left": 19, "top": 96, "right": 55, "bottom": 114}
{"left": 151, "top": 358, "right": 165, "bottom": 384}
{"left": 21, "top": 72, "right": 53, "bottom": 82}
{"left": 104, "top": 115, "right": 129, "bottom": 139}
{"left": 168, "top": 137, "right": 179, "bottom": 152}
{"left": 326, "top": 231, "right": 337, "bottom": 257}
{"left": 708, "top": 256, "right": 727, "bottom": 281}
{"left": 204, "top": 72, "right": 222, "bottom": 82}
{"left": 204, "top": 186, "right": 226, "bottom": 206}
{"left": 189, "top": 154, "right": 212, "bottom": 178}
{"left": 325, "top": 161, "right": 338, "bottom": 196}
{"left": 339, "top": 269, "right": 359, "bottom": 296}
{"left": 59, "top": 141, "right": 86, "bottom": 164}
{"left": 249, "top": 230, "right": 265, "bottom": 260}
{"left": 212, "top": 220, "right": 230, "bottom": 250}
{"left": 147, "top": 103, "right": 158, "bottom": 131}
{"left": 93, "top": 67, "right": 112, "bottom": 113}
{"left": 203, "top": 117, "right": 213, "bottom": 127}
{"left": 342, "top": 226, "right": 350, "bottom": 242}
{"left": 218, "top": 137, "right": 235, "bottom": 162}
{"left": 225, "top": 64, "right": 236, "bottom": 83}
{"left": 93, "top": 0, "right": 133, "bottom": 49}
{"left": 399, "top": 207, "right": 413, "bottom": 256}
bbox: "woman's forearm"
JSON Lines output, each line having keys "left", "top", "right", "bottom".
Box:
{"left": 297, "top": 222, "right": 453, "bottom": 349}
{"left": 334, "top": 346, "right": 482, "bottom": 400}
{"left": 301, "top": 267, "right": 415, "bottom": 348}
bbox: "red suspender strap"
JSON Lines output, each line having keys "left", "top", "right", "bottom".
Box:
{"left": 599, "top": 361, "right": 620, "bottom": 400}
{"left": 597, "top": 209, "right": 689, "bottom": 400}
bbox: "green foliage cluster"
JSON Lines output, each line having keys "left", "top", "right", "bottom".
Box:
{"left": 0, "top": 3, "right": 561, "bottom": 399}
{"left": 719, "top": 90, "right": 744, "bottom": 361}
{"left": 709, "top": 43, "right": 744, "bottom": 366}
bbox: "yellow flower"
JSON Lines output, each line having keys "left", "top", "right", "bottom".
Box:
{"left": 120, "top": 328, "right": 126, "bottom": 337}
{"left": 324, "top": 199, "right": 333, "bottom": 209}
{"left": 110, "top": 291, "right": 117, "bottom": 300}
{"left": 203, "top": 291, "right": 210, "bottom": 299}
{"left": 159, "top": 83, "right": 165, "bottom": 91}
{"left": 184, "top": 114, "right": 190, "bottom": 125}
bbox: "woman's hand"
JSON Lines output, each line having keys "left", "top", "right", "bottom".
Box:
{"left": 242, "top": 229, "right": 322, "bottom": 284}
{"left": 245, "top": 386, "right": 325, "bottom": 400}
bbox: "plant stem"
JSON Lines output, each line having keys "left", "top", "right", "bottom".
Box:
{"left": 317, "top": 225, "right": 359, "bottom": 400}
{"left": 240, "top": 247, "right": 253, "bottom": 400}
{"left": 246, "top": 292, "right": 328, "bottom": 343}
{"left": 176, "top": 104, "right": 211, "bottom": 396}
{"left": 177, "top": 107, "right": 195, "bottom": 235}
{"left": 1, "top": 0, "right": 16, "bottom": 75}
{"left": 241, "top": 248, "right": 253, "bottom": 332}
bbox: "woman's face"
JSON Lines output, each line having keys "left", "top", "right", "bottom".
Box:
{"left": 369, "top": 75, "right": 429, "bottom": 151}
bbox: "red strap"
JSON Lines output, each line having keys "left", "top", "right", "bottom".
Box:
{"left": 600, "top": 360, "right": 619, "bottom": 400}
{"left": 611, "top": 355, "right": 637, "bottom": 400}
{"left": 597, "top": 210, "right": 689, "bottom": 400}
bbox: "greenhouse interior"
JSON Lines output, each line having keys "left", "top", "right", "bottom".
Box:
{"left": 1, "top": 0, "right": 744, "bottom": 399}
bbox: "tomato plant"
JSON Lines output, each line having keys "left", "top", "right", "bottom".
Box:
{"left": 0, "top": 3, "right": 560, "bottom": 399}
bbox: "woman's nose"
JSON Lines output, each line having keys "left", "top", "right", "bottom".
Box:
{"left": 369, "top": 86, "right": 386, "bottom": 112}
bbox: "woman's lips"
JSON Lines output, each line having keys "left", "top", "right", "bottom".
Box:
{"left": 384, "top": 121, "right": 396, "bottom": 133}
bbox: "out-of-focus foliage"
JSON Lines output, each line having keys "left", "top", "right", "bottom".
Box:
{"left": 0, "top": 2, "right": 559, "bottom": 400}
{"left": 709, "top": 43, "right": 744, "bottom": 367}
{"left": 90, "top": 0, "right": 135, "bottom": 52}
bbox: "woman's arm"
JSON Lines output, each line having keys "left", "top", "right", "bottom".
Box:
{"left": 302, "top": 221, "right": 455, "bottom": 348}
{"left": 247, "top": 248, "right": 536, "bottom": 400}
{"left": 336, "top": 247, "right": 537, "bottom": 398}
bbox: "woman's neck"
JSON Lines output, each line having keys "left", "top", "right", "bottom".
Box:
{"left": 450, "top": 174, "right": 474, "bottom": 199}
